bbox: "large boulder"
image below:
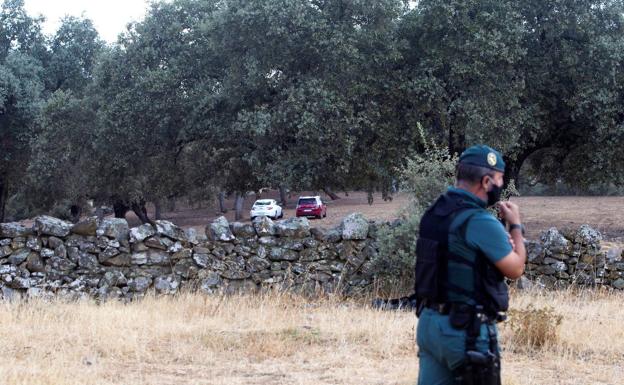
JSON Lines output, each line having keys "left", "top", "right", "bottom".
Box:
{"left": 101, "top": 271, "right": 128, "bottom": 287}
{"left": 311, "top": 227, "right": 342, "bottom": 243}
{"left": 97, "top": 218, "right": 129, "bottom": 241}
{"left": 144, "top": 236, "right": 173, "bottom": 250}
{"left": 253, "top": 216, "right": 276, "bottom": 237}
{"left": 99, "top": 247, "right": 121, "bottom": 264}
{"left": 185, "top": 228, "right": 206, "bottom": 244}
{"left": 129, "top": 224, "right": 156, "bottom": 243}
{"left": 247, "top": 256, "right": 271, "bottom": 272}
{"left": 0, "top": 222, "right": 32, "bottom": 238}
{"left": 606, "top": 247, "right": 622, "bottom": 263}
{"left": 540, "top": 228, "right": 571, "bottom": 255}
{"left": 574, "top": 225, "right": 602, "bottom": 246}
{"left": 173, "top": 259, "right": 198, "bottom": 279}
{"left": 526, "top": 241, "right": 545, "bottom": 263}
{"left": 155, "top": 220, "right": 187, "bottom": 242}
{"left": 71, "top": 217, "right": 99, "bottom": 236}
{"left": 78, "top": 252, "right": 100, "bottom": 271}
{"left": 200, "top": 272, "right": 222, "bottom": 293}
{"left": 220, "top": 270, "right": 252, "bottom": 280}
{"left": 515, "top": 276, "right": 534, "bottom": 291}
{"left": 128, "top": 276, "right": 152, "bottom": 293}
{"left": 131, "top": 249, "right": 170, "bottom": 266}
{"left": 192, "top": 253, "right": 210, "bottom": 268}
{"left": 154, "top": 275, "right": 180, "bottom": 294}
{"left": 8, "top": 248, "right": 30, "bottom": 265}
{"left": 207, "top": 216, "right": 235, "bottom": 242}
{"left": 48, "top": 256, "right": 77, "bottom": 271}
{"left": 231, "top": 222, "right": 257, "bottom": 238}
{"left": 26, "top": 252, "right": 45, "bottom": 273}
{"left": 34, "top": 216, "right": 72, "bottom": 237}
{"left": 101, "top": 253, "right": 132, "bottom": 267}
{"left": 275, "top": 217, "right": 310, "bottom": 238}
{"left": 612, "top": 278, "right": 624, "bottom": 290}
{"left": 26, "top": 236, "right": 42, "bottom": 251}
{"left": 0, "top": 245, "right": 12, "bottom": 258}
{"left": 341, "top": 213, "right": 369, "bottom": 240}
{"left": 268, "top": 247, "right": 298, "bottom": 261}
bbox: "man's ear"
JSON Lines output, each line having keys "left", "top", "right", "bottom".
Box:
{"left": 480, "top": 175, "right": 490, "bottom": 190}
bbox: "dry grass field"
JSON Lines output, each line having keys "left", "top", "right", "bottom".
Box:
{"left": 6, "top": 192, "right": 623, "bottom": 384}
{"left": 1, "top": 289, "right": 623, "bottom": 385}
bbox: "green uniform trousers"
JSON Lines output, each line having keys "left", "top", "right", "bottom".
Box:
{"left": 416, "top": 308, "right": 499, "bottom": 385}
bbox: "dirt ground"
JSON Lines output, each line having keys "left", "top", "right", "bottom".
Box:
{"left": 127, "top": 191, "right": 411, "bottom": 233}
{"left": 126, "top": 191, "right": 624, "bottom": 242}
{"left": 511, "top": 196, "right": 624, "bottom": 241}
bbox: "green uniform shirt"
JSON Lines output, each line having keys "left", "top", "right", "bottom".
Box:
{"left": 445, "top": 187, "right": 512, "bottom": 304}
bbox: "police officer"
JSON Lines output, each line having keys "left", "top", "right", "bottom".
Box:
{"left": 415, "top": 145, "right": 527, "bottom": 385}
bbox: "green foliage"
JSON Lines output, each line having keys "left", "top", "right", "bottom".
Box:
{"left": 23, "top": 90, "right": 94, "bottom": 216}
{"left": 401, "top": 124, "right": 458, "bottom": 208}
{"left": 5, "top": 0, "right": 624, "bottom": 221}
{"left": 374, "top": 123, "right": 520, "bottom": 289}
{"left": 373, "top": 125, "right": 456, "bottom": 287}
{"left": 374, "top": 205, "right": 422, "bottom": 290}
{"left": 46, "top": 16, "right": 104, "bottom": 94}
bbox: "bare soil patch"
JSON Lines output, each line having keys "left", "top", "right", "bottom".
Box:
{"left": 511, "top": 196, "right": 624, "bottom": 241}
{"left": 128, "top": 191, "right": 410, "bottom": 231}
{"left": 127, "top": 191, "right": 624, "bottom": 241}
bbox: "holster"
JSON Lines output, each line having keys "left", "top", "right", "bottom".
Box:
{"left": 450, "top": 306, "right": 502, "bottom": 385}
{"left": 452, "top": 350, "right": 501, "bottom": 385}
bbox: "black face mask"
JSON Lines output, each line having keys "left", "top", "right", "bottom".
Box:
{"left": 487, "top": 182, "right": 503, "bottom": 207}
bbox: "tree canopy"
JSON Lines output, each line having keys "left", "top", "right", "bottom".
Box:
{"left": 2, "top": 0, "right": 624, "bottom": 222}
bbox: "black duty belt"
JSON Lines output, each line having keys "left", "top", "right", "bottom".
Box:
{"left": 425, "top": 301, "right": 453, "bottom": 315}
{"left": 425, "top": 301, "right": 506, "bottom": 323}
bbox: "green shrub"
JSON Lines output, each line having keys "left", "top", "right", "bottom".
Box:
{"left": 373, "top": 123, "right": 520, "bottom": 293}
{"left": 506, "top": 305, "right": 563, "bottom": 351}
{"left": 373, "top": 124, "right": 456, "bottom": 291}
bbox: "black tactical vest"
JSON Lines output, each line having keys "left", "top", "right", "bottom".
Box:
{"left": 414, "top": 191, "right": 509, "bottom": 316}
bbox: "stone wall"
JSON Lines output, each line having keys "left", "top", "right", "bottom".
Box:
{"left": 0, "top": 212, "right": 621, "bottom": 301}
{"left": 522, "top": 224, "right": 624, "bottom": 289}
{"left": 0, "top": 213, "right": 382, "bottom": 301}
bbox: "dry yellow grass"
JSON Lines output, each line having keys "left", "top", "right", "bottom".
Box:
{"left": 0, "top": 289, "right": 622, "bottom": 385}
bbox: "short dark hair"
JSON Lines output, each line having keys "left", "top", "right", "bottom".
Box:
{"left": 456, "top": 163, "right": 494, "bottom": 184}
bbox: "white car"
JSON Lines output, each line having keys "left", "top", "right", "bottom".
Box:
{"left": 250, "top": 199, "right": 283, "bottom": 220}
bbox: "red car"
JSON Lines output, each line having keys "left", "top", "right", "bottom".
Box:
{"left": 295, "top": 196, "right": 327, "bottom": 219}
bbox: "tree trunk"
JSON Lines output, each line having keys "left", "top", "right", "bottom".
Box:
{"left": 0, "top": 177, "right": 7, "bottom": 223}
{"left": 367, "top": 188, "right": 374, "bottom": 205}
{"left": 95, "top": 206, "right": 106, "bottom": 221}
{"left": 218, "top": 191, "right": 227, "bottom": 213}
{"left": 503, "top": 163, "right": 521, "bottom": 190}
{"left": 322, "top": 187, "right": 340, "bottom": 200}
{"left": 131, "top": 200, "right": 153, "bottom": 225}
{"left": 448, "top": 123, "right": 466, "bottom": 156}
{"left": 154, "top": 200, "right": 162, "bottom": 220}
{"left": 381, "top": 184, "right": 393, "bottom": 202}
{"left": 504, "top": 149, "right": 535, "bottom": 190}
{"left": 234, "top": 193, "right": 244, "bottom": 221}
{"left": 167, "top": 196, "right": 176, "bottom": 211}
{"left": 69, "top": 205, "right": 82, "bottom": 223}
{"left": 279, "top": 185, "right": 288, "bottom": 208}
{"left": 113, "top": 199, "right": 129, "bottom": 219}
{"left": 232, "top": 192, "right": 238, "bottom": 210}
